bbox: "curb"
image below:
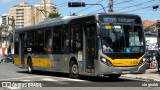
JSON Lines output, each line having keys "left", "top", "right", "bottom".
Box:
{"left": 121, "top": 74, "right": 160, "bottom": 81}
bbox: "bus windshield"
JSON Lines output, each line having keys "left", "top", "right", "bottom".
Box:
{"left": 101, "top": 25, "right": 145, "bottom": 53}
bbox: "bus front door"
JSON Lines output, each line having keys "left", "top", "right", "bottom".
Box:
{"left": 84, "top": 24, "right": 96, "bottom": 73}
{"left": 19, "top": 34, "right": 25, "bottom": 67}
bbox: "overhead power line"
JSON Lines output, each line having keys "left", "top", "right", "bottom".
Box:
{"left": 87, "top": 0, "right": 134, "bottom": 14}
{"left": 24, "top": 12, "right": 40, "bottom": 25}
{"left": 76, "top": 0, "right": 104, "bottom": 14}
{"left": 114, "top": 0, "right": 131, "bottom": 5}
{"left": 88, "top": 5, "right": 108, "bottom": 15}
{"left": 115, "top": 0, "right": 154, "bottom": 11}
{"left": 124, "top": 4, "right": 156, "bottom": 13}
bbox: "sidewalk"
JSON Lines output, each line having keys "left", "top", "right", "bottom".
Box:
{"left": 122, "top": 68, "right": 160, "bottom": 81}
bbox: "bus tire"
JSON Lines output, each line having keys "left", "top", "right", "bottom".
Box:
{"left": 69, "top": 61, "right": 79, "bottom": 79}
{"left": 27, "top": 59, "right": 33, "bottom": 74}
{"left": 108, "top": 74, "right": 121, "bottom": 79}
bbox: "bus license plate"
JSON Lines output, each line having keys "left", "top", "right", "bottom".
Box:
{"left": 122, "top": 71, "right": 130, "bottom": 74}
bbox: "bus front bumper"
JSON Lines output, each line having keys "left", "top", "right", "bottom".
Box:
{"left": 95, "top": 61, "right": 147, "bottom": 76}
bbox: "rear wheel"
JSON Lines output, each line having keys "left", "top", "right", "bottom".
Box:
{"left": 27, "top": 59, "right": 33, "bottom": 74}
{"left": 108, "top": 74, "right": 121, "bottom": 79}
{"left": 69, "top": 61, "right": 79, "bottom": 79}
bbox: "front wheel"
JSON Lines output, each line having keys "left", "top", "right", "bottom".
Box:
{"left": 69, "top": 61, "right": 79, "bottom": 79}
{"left": 108, "top": 74, "right": 121, "bottom": 79}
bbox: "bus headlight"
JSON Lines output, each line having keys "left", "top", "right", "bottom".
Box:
{"left": 139, "top": 58, "right": 146, "bottom": 65}
{"left": 101, "top": 58, "right": 113, "bottom": 67}
{"left": 101, "top": 58, "right": 106, "bottom": 63}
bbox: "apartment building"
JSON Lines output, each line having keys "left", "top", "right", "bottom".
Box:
{"left": 9, "top": 0, "right": 58, "bottom": 28}
{"left": 34, "top": 0, "right": 58, "bottom": 24}
{"left": 9, "top": 2, "right": 35, "bottom": 28}
{"left": 0, "top": 14, "right": 10, "bottom": 56}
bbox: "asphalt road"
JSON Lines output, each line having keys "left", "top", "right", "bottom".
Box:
{"left": 0, "top": 62, "right": 160, "bottom": 90}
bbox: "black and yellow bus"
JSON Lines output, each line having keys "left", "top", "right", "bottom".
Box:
{"left": 14, "top": 13, "right": 147, "bottom": 79}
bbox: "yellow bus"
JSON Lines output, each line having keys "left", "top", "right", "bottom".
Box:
{"left": 14, "top": 13, "right": 147, "bottom": 79}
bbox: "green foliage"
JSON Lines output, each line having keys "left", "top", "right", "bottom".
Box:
{"left": 48, "top": 13, "right": 61, "bottom": 18}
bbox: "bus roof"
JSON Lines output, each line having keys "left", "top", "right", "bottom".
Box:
{"left": 15, "top": 13, "right": 141, "bottom": 32}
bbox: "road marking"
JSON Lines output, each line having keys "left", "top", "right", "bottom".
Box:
{"left": 20, "top": 80, "right": 32, "bottom": 81}
{"left": 62, "top": 78, "right": 85, "bottom": 82}
{"left": 0, "top": 76, "right": 50, "bottom": 81}
{"left": 41, "top": 78, "right": 58, "bottom": 81}
{"left": 7, "top": 87, "right": 21, "bottom": 90}
{"left": 41, "top": 78, "right": 69, "bottom": 85}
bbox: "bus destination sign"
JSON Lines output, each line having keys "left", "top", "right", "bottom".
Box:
{"left": 102, "top": 17, "right": 135, "bottom": 23}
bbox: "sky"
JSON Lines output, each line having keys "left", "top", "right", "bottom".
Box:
{"left": 0, "top": 0, "right": 160, "bottom": 21}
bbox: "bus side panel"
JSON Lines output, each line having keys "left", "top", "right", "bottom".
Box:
{"left": 14, "top": 54, "right": 27, "bottom": 68}
{"left": 32, "top": 58, "right": 52, "bottom": 68}
{"left": 14, "top": 55, "right": 20, "bottom": 66}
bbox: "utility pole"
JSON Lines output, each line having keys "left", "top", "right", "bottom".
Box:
{"left": 43, "top": 0, "right": 47, "bottom": 19}
{"left": 5, "top": 25, "right": 8, "bottom": 55}
{"left": 8, "top": 16, "right": 15, "bottom": 54}
{"left": 10, "top": 16, "right": 15, "bottom": 54}
{"left": 108, "top": 0, "right": 113, "bottom": 12}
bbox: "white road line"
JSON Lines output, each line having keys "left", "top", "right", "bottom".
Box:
{"left": 41, "top": 78, "right": 69, "bottom": 85}
{"left": 20, "top": 80, "right": 32, "bottom": 81}
{"left": 41, "top": 78, "right": 58, "bottom": 81}
{"left": 7, "top": 87, "right": 21, "bottom": 90}
{"left": 0, "top": 76, "right": 50, "bottom": 81}
{"left": 62, "top": 78, "right": 85, "bottom": 82}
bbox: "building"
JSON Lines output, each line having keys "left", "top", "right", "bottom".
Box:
{"left": 143, "top": 20, "right": 155, "bottom": 30}
{"left": 1, "top": 14, "right": 9, "bottom": 26}
{"left": 9, "top": 2, "right": 35, "bottom": 28}
{"left": 34, "top": 0, "right": 58, "bottom": 24}
{"left": 0, "top": 16, "right": 2, "bottom": 25}
{"left": 0, "top": 14, "right": 10, "bottom": 56}
{"left": 145, "top": 32, "right": 158, "bottom": 50}
{"left": 9, "top": 0, "right": 58, "bottom": 28}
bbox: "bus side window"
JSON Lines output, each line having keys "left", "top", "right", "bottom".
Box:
{"left": 35, "top": 30, "right": 44, "bottom": 54}
{"left": 52, "top": 26, "right": 62, "bottom": 54}
{"left": 71, "top": 24, "right": 83, "bottom": 53}
{"left": 62, "top": 26, "right": 70, "bottom": 53}
{"left": 24, "top": 31, "right": 34, "bottom": 53}
{"left": 44, "top": 27, "right": 53, "bottom": 54}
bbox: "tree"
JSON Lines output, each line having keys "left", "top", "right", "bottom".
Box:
{"left": 48, "top": 13, "right": 61, "bottom": 18}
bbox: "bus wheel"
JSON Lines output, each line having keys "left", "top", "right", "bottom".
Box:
{"left": 108, "top": 74, "right": 121, "bottom": 79}
{"left": 27, "top": 59, "right": 33, "bottom": 74}
{"left": 70, "top": 61, "right": 79, "bottom": 79}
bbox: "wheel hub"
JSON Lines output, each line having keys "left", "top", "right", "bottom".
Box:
{"left": 72, "top": 64, "right": 78, "bottom": 74}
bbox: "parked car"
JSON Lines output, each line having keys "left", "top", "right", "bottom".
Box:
{"left": 6, "top": 54, "right": 14, "bottom": 62}
{"left": 0, "top": 55, "right": 3, "bottom": 63}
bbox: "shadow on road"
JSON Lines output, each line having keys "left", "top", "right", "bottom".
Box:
{"left": 16, "top": 70, "right": 142, "bottom": 82}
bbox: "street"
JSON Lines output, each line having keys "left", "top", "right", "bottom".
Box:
{"left": 0, "top": 62, "right": 159, "bottom": 90}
